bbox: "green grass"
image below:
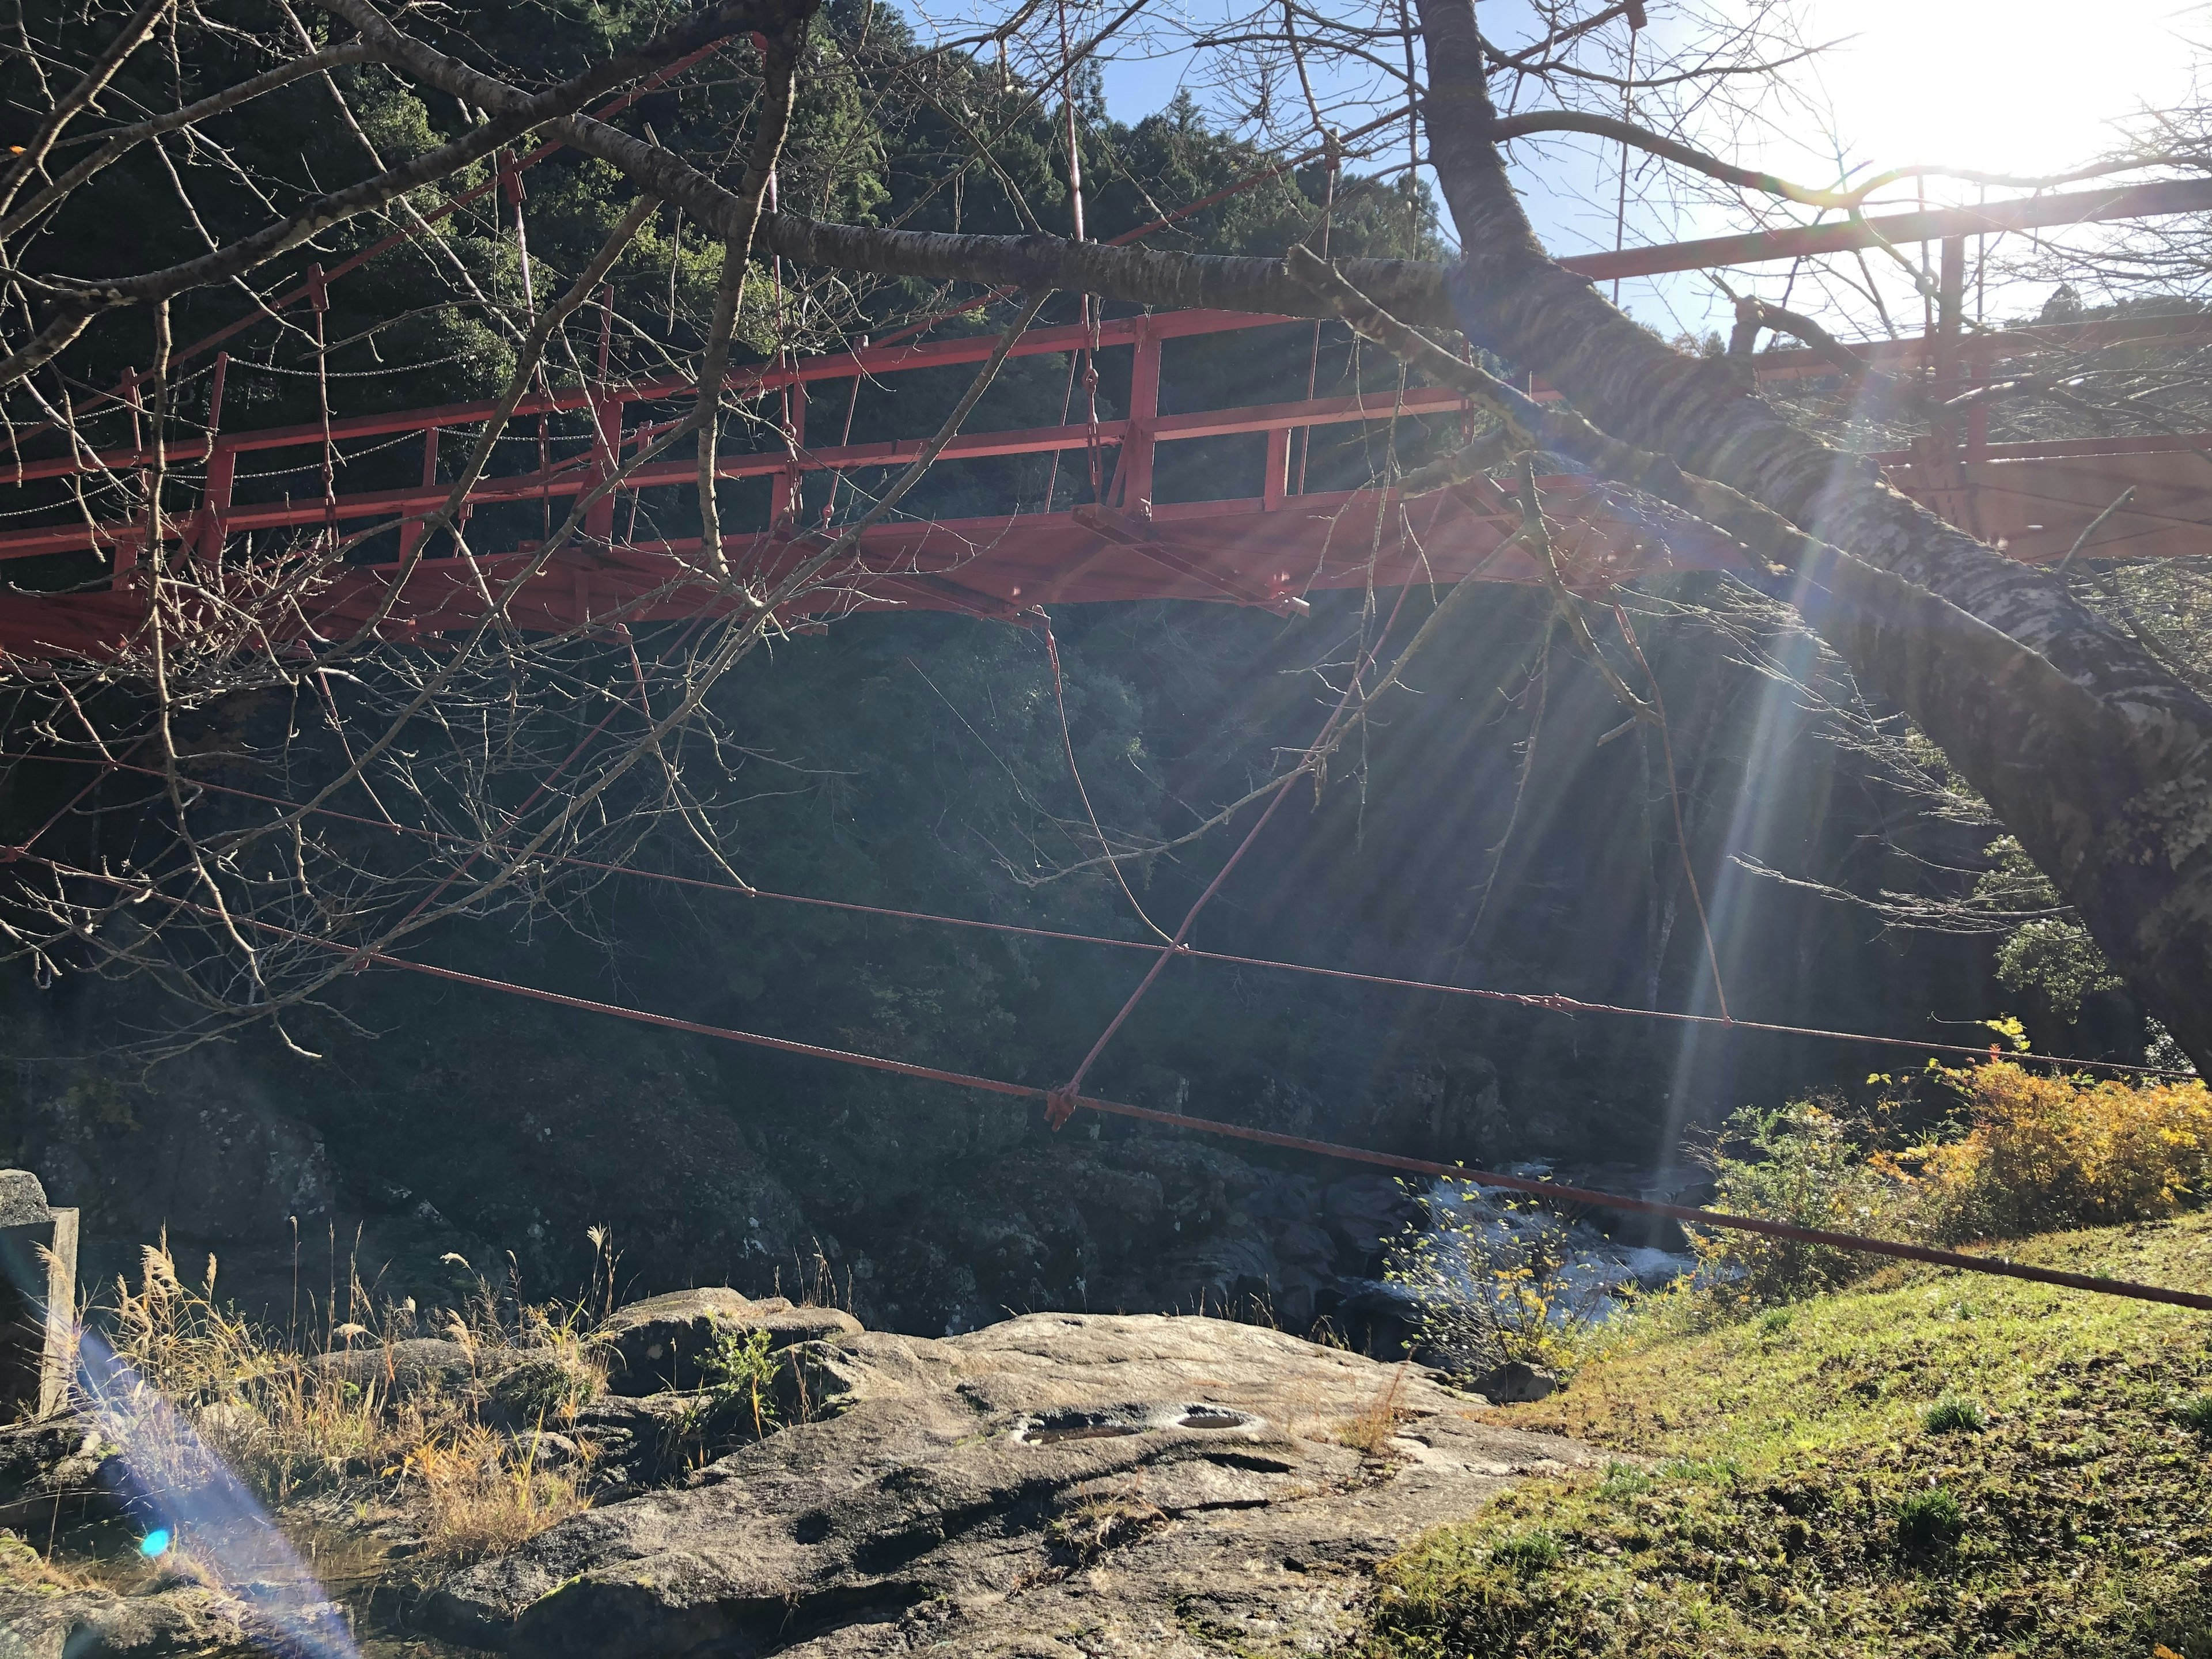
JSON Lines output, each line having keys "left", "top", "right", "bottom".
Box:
{"left": 1365, "top": 1210, "right": 2212, "bottom": 1658}
{"left": 1894, "top": 1486, "right": 1965, "bottom": 1556}
{"left": 1922, "top": 1395, "right": 1988, "bottom": 1435}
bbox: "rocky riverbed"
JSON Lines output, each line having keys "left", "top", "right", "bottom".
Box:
{"left": 1, "top": 1291, "right": 1599, "bottom": 1658}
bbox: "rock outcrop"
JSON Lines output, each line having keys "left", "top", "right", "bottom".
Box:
{"left": 597, "top": 1288, "right": 863, "bottom": 1395}
{"left": 429, "top": 1310, "right": 1597, "bottom": 1658}
{"left": 0, "top": 1419, "right": 123, "bottom": 1536}
{"left": 312, "top": 1335, "right": 484, "bottom": 1401}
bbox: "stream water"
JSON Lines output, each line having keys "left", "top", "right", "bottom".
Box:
{"left": 45, "top": 1502, "right": 467, "bottom": 1659}
{"left": 1337, "top": 1168, "right": 1702, "bottom": 1351}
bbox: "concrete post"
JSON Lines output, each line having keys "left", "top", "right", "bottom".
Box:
{"left": 0, "top": 1170, "right": 78, "bottom": 1418}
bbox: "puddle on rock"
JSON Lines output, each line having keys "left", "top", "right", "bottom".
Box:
{"left": 1176, "top": 1408, "right": 1252, "bottom": 1430}
{"left": 1017, "top": 1413, "right": 1148, "bottom": 1445}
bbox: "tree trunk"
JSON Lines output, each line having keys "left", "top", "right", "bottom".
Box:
{"left": 1410, "top": 0, "right": 2212, "bottom": 1070}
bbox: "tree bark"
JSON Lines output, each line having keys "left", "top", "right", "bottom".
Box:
{"left": 1408, "top": 0, "right": 2212, "bottom": 1071}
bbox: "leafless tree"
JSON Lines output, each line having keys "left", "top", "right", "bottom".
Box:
{"left": 3, "top": 0, "right": 2211, "bottom": 1071}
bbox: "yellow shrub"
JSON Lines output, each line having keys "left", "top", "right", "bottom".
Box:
{"left": 1908, "top": 1061, "right": 2212, "bottom": 1240}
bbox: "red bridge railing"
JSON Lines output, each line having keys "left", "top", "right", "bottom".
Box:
{"left": 5, "top": 177, "right": 2211, "bottom": 660}
{"left": 0, "top": 306, "right": 1755, "bottom": 658}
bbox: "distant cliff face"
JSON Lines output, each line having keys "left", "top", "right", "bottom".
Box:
{"left": 0, "top": 1012, "right": 1446, "bottom": 1343}
{"left": 0, "top": 594, "right": 2006, "bottom": 1338}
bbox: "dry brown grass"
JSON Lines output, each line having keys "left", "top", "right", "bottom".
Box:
{"left": 1048, "top": 1484, "right": 1166, "bottom": 1563}
{"left": 407, "top": 1425, "right": 592, "bottom": 1563}
{"left": 0, "top": 1528, "right": 92, "bottom": 1592}
{"left": 90, "top": 1231, "right": 615, "bottom": 1560}
{"left": 96, "top": 1238, "right": 444, "bottom": 1505}
{"left": 1335, "top": 1362, "right": 1412, "bottom": 1457}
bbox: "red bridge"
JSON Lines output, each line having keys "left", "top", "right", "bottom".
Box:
{"left": 5, "top": 187, "right": 2209, "bottom": 661}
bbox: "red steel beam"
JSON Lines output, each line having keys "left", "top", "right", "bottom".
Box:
{"left": 7, "top": 412, "right": 2176, "bottom": 563}
{"left": 0, "top": 377, "right": 1477, "bottom": 560}
{"left": 21, "top": 303, "right": 2197, "bottom": 495}
{"left": 5, "top": 290, "right": 2210, "bottom": 660}
{"left": 1560, "top": 178, "right": 2212, "bottom": 282}
{"left": 1, "top": 310, "right": 1290, "bottom": 486}
{"left": 0, "top": 474, "right": 1731, "bottom": 659}
{"left": 1749, "top": 310, "right": 2212, "bottom": 385}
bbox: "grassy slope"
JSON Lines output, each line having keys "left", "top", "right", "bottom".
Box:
{"left": 1366, "top": 1212, "right": 2212, "bottom": 1658}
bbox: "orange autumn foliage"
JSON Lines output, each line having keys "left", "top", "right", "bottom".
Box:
{"left": 1893, "top": 1060, "right": 2212, "bottom": 1242}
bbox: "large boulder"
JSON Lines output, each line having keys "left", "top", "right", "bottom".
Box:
{"left": 595, "top": 1289, "right": 862, "bottom": 1396}
{"left": 0, "top": 1172, "right": 46, "bottom": 1228}
{"left": 1471, "top": 1360, "right": 1560, "bottom": 1404}
{"left": 427, "top": 1310, "right": 1597, "bottom": 1658}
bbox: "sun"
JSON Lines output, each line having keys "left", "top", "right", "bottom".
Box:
{"left": 1789, "top": 0, "right": 2196, "bottom": 194}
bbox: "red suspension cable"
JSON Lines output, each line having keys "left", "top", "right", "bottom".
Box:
{"left": 14, "top": 841, "right": 2210, "bottom": 1313}
{"left": 2, "top": 745, "right": 2193, "bottom": 1081}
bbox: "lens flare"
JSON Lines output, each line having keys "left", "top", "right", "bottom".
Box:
{"left": 75, "top": 1329, "right": 360, "bottom": 1658}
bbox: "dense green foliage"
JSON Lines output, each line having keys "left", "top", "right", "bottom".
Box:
{"left": 0, "top": 0, "right": 1437, "bottom": 484}
{"left": 1687, "top": 1063, "right": 2212, "bottom": 1309}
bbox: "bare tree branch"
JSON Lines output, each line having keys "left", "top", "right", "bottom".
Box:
{"left": 695, "top": 29, "right": 803, "bottom": 580}
{"left": 0, "top": 43, "right": 378, "bottom": 241}
{"left": 0, "top": 0, "right": 175, "bottom": 217}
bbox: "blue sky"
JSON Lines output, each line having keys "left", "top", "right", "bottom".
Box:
{"left": 1067, "top": 0, "right": 2206, "bottom": 338}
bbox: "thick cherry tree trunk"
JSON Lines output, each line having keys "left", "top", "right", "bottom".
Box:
{"left": 1409, "top": 0, "right": 2212, "bottom": 1070}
